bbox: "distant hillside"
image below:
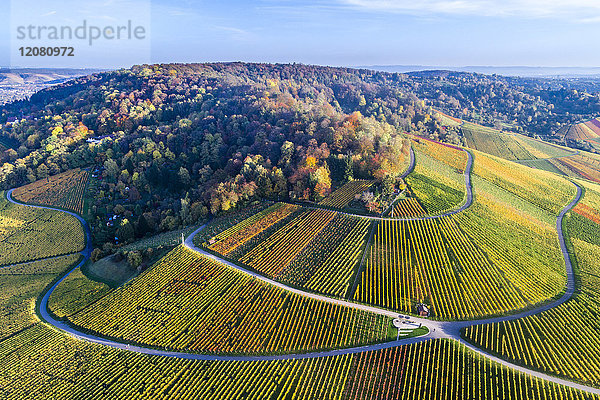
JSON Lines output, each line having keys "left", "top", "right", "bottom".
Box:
{"left": 0, "top": 68, "right": 103, "bottom": 105}
{"left": 362, "top": 65, "right": 600, "bottom": 78}
{"left": 558, "top": 117, "right": 600, "bottom": 152}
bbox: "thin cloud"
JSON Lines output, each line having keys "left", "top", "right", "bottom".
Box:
{"left": 340, "top": 0, "right": 600, "bottom": 20}
{"left": 212, "top": 26, "right": 254, "bottom": 41}
{"left": 169, "top": 10, "right": 189, "bottom": 16}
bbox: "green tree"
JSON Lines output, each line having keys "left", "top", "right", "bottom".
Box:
{"left": 178, "top": 167, "right": 191, "bottom": 188}
{"left": 381, "top": 175, "right": 395, "bottom": 197}
{"left": 36, "top": 164, "right": 49, "bottom": 180}
{"left": 117, "top": 219, "right": 135, "bottom": 243}
{"left": 127, "top": 251, "right": 143, "bottom": 270}
{"left": 104, "top": 159, "right": 119, "bottom": 182}
{"left": 256, "top": 173, "right": 273, "bottom": 198}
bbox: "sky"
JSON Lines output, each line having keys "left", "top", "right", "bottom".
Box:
{"left": 2, "top": 0, "right": 600, "bottom": 69}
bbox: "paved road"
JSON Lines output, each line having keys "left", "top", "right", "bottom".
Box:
{"left": 183, "top": 224, "right": 419, "bottom": 321}
{"left": 400, "top": 146, "right": 416, "bottom": 179}
{"left": 8, "top": 174, "right": 600, "bottom": 393}
{"left": 434, "top": 182, "right": 600, "bottom": 394}
{"left": 35, "top": 253, "right": 436, "bottom": 362}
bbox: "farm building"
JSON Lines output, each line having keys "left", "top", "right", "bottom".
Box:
{"left": 416, "top": 303, "right": 430, "bottom": 317}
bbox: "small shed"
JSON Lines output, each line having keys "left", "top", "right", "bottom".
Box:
{"left": 416, "top": 303, "right": 430, "bottom": 317}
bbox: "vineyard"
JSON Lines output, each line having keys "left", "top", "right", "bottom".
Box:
{"left": 472, "top": 149, "right": 576, "bottom": 214}
{"left": 239, "top": 209, "right": 337, "bottom": 277}
{"left": 574, "top": 203, "right": 600, "bottom": 224}
{"left": 319, "top": 180, "right": 373, "bottom": 209}
{"left": 48, "top": 268, "right": 111, "bottom": 319}
{"left": 1, "top": 326, "right": 595, "bottom": 399}
{"left": 0, "top": 194, "right": 85, "bottom": 266}
{"left": 354, "top": 170, "right": 567, "bottom": 319}
{"left": 280, "top": 215, "right": 371, "bottom": 296}
{"left": 391, "top": 198, "right": 425, "bottom": 218}
{"left": 200, "top": 203, "right": 371, "bottom": 297}
{"left": 561, "top": 119, "right": 600, "bottom": 152}
{"left": 455, "top": 176, "right": 566, "bottom": 300}
{"left": 412, "top": 137, "right": 467, "bottom": 172}
{"left": 66, "top": 246, "right": 391, "bottom": 354}
{"left": 463, "top": 209, "right": 600, "bottom": 387}
{"left": 461, "top": 121, "right": 573, "bottom": 161}
{"left": 12, "top": 169, "right": 90, "bottom": 214}
{"left": 462, "top": 122, "right": 533, "bottom": 161}
{"left": 4, "top": 64, "right": 600, "bottom": 399}
{"left": 341, "top": 339, "right": 592, "bottom": 400}
{"left": 584, "top": 119, "right": 600, "bottom": 136}
{"left": 192, "top": 201, "right": 271, "bottom": 246}
{"left": 208, "top": 203, "right": 299, "bottom": 255}
{"left": 353, "top": 211, "right": 562, "bottom": 319}
{"left": 435, "top": 110, "right": 462, "bottom": 126}
{"left": 511, "top": 135, "right": 574, "bottom": 159}
{"left": 550, "top": 154, "right": 600, "bottom": 184}
{"left": 566, "top": 120, "right": 600, "bottom": 141}
{"left": 0, "top": 253, "right": 80, "bottom": 276}
{"left": 517, "top": 158, "right": 566, "bottom": 175}
{"left": 1, "top": 131, "right": 600, "bottom": 398}
{"left": 573, "top": 180, "right": 600, "bottom": 224}
{"left": 202, "top": 204, "right": 373, "bottom": 298}
{"left": 0, "top": 254, "right": 80, "bottom": 341}
{"left": 404, "top": 146, "right": 466, "bottom": 215}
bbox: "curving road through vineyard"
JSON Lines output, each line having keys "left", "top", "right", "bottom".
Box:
{"left": 6, "top": 175, "right": 600, "bottom": 394}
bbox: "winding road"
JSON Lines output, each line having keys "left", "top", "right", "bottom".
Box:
{"left": 5, "top": 169, "right": 600, "bottom": 394}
